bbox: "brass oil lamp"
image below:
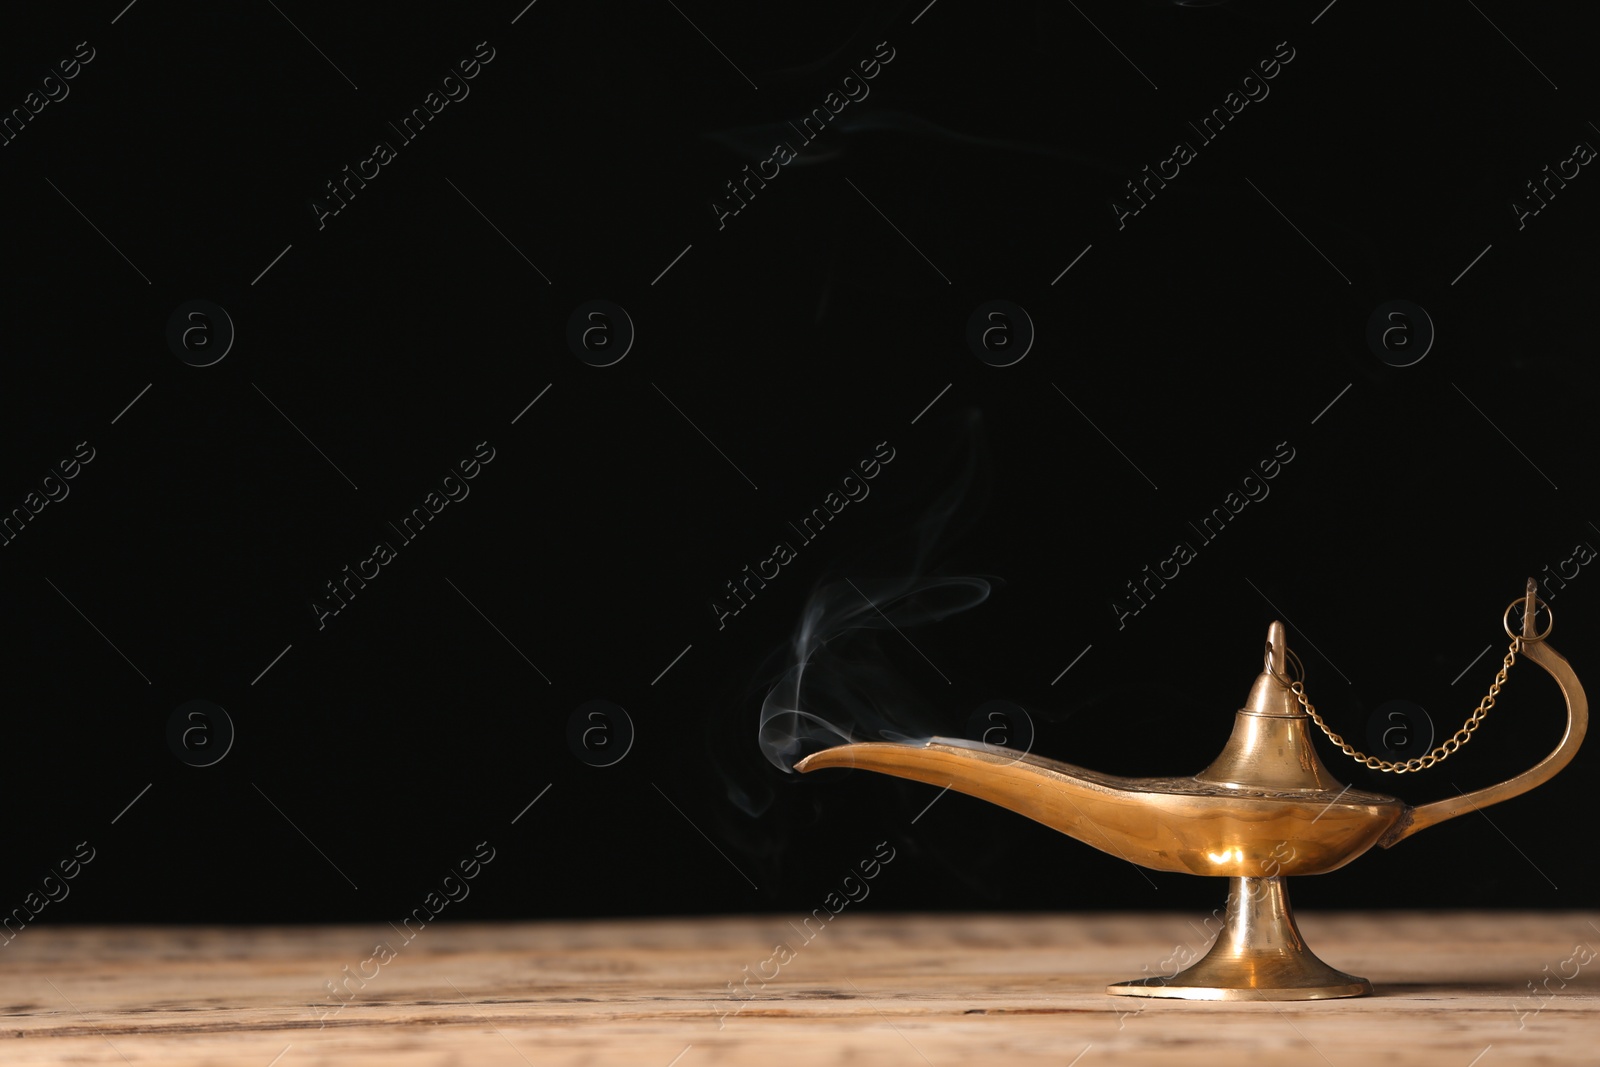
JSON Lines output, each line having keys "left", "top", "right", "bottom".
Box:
{"left": 796, "top": 581, "right": 1587, "bottom": 999}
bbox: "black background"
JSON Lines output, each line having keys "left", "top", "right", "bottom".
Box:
{"left": 2, "top": 0, "right": 1595, "bottom": 927}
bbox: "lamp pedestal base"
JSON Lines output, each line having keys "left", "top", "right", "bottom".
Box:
{"left": 1107, "top": 876, "right": 1372, "bottom": 1001}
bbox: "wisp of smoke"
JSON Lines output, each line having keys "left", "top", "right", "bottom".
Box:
{"left": 758, "top": 574, "right": 992, "bottom": 771}
{"left": 758, "top": 415, "right": 993, "bottom": 771}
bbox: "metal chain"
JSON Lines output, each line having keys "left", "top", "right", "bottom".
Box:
{"left": 1290, "top": 637, "right": 1522, "bottom": 774}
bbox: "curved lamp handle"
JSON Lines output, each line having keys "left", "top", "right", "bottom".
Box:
{"left": 1382, "top": 595, "right": 1587, "bottom": 847}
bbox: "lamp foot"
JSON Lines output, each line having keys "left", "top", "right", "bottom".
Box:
{"left": 1107, "top": 877, "right": 1371, "bottom": 1001}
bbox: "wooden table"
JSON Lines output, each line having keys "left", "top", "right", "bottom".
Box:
{"left": 3, "top": 913, "right": 1596, "bottom": 1065}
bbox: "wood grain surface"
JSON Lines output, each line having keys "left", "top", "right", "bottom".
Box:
{"left": 3, "top": 913, "right": 1597, "bottom": 1065}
